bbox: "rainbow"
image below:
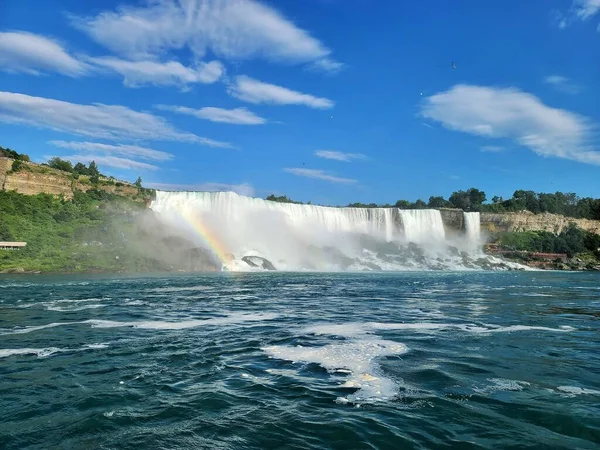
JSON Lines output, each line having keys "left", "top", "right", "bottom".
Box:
{"left": 178, "top": 209, "right": 233, "bottom": 268}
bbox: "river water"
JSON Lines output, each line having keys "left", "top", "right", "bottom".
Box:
{"left": 1, "top": 272, "right": 599, "bottom": 449}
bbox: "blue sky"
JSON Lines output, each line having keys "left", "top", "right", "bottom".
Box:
{"left": 1, "top": 0, "right": 599, "bottom": 206}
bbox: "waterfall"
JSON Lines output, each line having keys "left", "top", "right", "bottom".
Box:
{"left": 150, "top": 191, "right": 503, "bottom": 272}
{"left": 399, "top": 210, "right": 445, "bottom": 244}
{"left": 463, "top": 212, "right": 481, "bottom": 250}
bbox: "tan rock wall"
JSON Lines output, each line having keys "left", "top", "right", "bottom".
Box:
{"left": 0, "top": 158, "right": 12, "bottom": 188}
{"left": 481, "top": 211, "right": 600, "bottom": 235}
{"left": 0, "top": 157, "right": 139, "bottom": 201}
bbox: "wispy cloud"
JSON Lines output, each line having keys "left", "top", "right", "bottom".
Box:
{"left": 306, "top": 57, "right": 346, "bottom": 75}
{"left": 554, "top": 0, "right": 600, "bottom": 28}
{"left": 146, "top": 182, "right": 255, "bottom": 196}
{"left": 61, "top": 154, "right": 159, "bottom": 171}
{"left": 315, "top": 150, "right": 366, "bottom": 162}
{"left": 284, "top": 168, "right": 356, "bottom": 184}
{"left": 70, "top": 0, "right": 342, "bottom": 69}
{"left": 0, "top": 31, "right": 89, "bottom": 77}
{"left": 420, "top": 84, "right": 600, "bottom": 166}
{"left": 88, "top": 57, "right": 224, "bottom": 88}
{"left": 156, "top": 105, "right": 266, "bottom": 125}
{"left": 480, "top": 145, "right": 505, "bottom": 153}
{"left": 543, "top": 75, "right": 582, "bottom": 94}
{"left": 574, "top": 0, "right": 600, "bottom": 20}
{"left": 228, "top": 75, "right": 334, "bottom": 109}
{"left": 48, "top": 140, "right": 173, "bottom": 161}
{"left": 0, "top": 91, "right": 231, "bottom": 147}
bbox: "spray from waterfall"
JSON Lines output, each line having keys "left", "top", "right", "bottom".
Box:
{"left": 150, "top": 191, "right": 511, "bottom": 272}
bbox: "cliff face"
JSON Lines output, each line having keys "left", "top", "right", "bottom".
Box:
{"left": 0, "top": 157, "right": 139, "bottom": 200}
{"left": 439, "top": 208, "right": 464, "bottom": 235}
{"left": 481, "top": 211, "right": 600, "bottom": 235}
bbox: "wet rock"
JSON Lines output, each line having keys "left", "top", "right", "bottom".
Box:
{"left": 242, "top": 256, "right": 276, "bottom": 270}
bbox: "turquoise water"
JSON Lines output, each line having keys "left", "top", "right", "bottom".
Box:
{"left": 1, "top": 272, "right": 599, "bottom": 449}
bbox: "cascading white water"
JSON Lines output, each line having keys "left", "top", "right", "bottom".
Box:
{"left": 463, "top": 212, "right": 481, "bottom": 251}
{"left": 399, "top": 209, "right": 445, "bottom": 244}
{"left": 150, "top": 191, "right": 509, "bottom": 272}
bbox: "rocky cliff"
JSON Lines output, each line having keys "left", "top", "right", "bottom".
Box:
{"left": 481, "top": 211, "right": 600, "bottom": 235}
{"left": 0, "top": 157, "right": 139, "bottom": 200}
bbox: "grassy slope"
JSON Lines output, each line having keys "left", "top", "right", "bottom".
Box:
{"left": 0, "top": 189, "right": 167, "bottom": 273}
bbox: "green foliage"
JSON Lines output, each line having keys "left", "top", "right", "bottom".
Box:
{"left": 10, "top": 160, "right": 26, "bottom": 173}
{"left": 448, "top": 188, "right": 487, "bottom": 211}
{"left": 428, "top": 196, "right": 449, "bottom": 208}
{"left": 0, "top": 145, "right": 30, "bottom": 161}
{"left": 48, "top": 157, "right": 74, "bottom": 173}
{"left": 394, "top": 200, "right": 413, "bottom": 209}
{"left": 495, "top": 223, "right": 599, "bottom": 258}
{"left": 134, "top": 177, "right": 143, "bottom": 188}
{"left": 265, "top": 194, "right": 303, "bottom": 204}
{"left": 0, "top": 190, "right": 157, "bottom": 273}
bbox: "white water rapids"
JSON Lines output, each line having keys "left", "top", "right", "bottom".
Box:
{"left": 150, "top": 191, "right": 515, "bottom": 272}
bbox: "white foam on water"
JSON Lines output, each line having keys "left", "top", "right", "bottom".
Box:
{"left": 0, "top": 343, "right": 109, "bottom": 359}
{"left": 0, "top": 322, "right": 78, "bottom": 336}
{"left": 556, "top": 386, "right": 600, "bottom": 396}
{"left": 1, "top": 313, "right": 276, "bottom": 335}
{"left": 263, "top": 338, "right": 408, "bottom": 404}
{"left": 474, "top": 378, "right": 531, "bottom": 394}
{"left": 307, "top": 321, "right": 576, "bottom": 336}
{"left": 0, "top": 347, "right": 63, "bottom": 358}
{"left": 82, "top": 343, "right": 109, "bottom": 350}
{"left": 303, "top": 323, "right": 372, "bottom": 338}
{"left": 478, "top": 325, "right": 576, "bottom": 333}
{"left": 86, "top": 312, "right": 277, "bottom": 330}
{"left": 150, "top": 286, "right": 215, "bottom": 293}
{"left": 46, "top": 304, "right": 105, "bottom": 312}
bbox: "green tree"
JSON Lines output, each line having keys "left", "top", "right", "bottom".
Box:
{"left": 89, "top": 161, "right": 100, "bottom": 184}
{"left": 73, "top": 162, "right": 89, "bottom": 176}
{"left": 413, "top": 199, "right": 427, "bottom": 209}
{"left": 10, "top": 160, "right": 25, "bottom": 172}
{"left": 449, "top": 190, "right": 470, "bottom": 210}
{"left": 428, "top": 196, "right": 449, "bottom": 208}
{"left": 48, "top": 157, "right": 73, "bottom": 173}
{"left": 394, "top": 200, "right": 412, "bottom": 209}
{"left": 134, "top": 177, "right": 143, "bottom": 188}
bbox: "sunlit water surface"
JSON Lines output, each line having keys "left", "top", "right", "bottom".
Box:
{"left": 1, "top": 272, "right": 599, "bottom": 449}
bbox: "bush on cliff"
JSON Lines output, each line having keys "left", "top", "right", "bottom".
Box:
{"left": 494, "top": 223, "right": 600, "bottom": 258}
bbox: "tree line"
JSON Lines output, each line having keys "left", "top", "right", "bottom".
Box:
{"left": 266, "top": 188, "right": 600, "bottom": 221}
{"left": 1, "top": 145, "right": 30, "bottom": 162}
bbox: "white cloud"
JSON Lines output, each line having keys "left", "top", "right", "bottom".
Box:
{"left": 555, "top": 1, "right": 600, "bottom": 28}
{"left": 420, "top": 84, "right": 600, "bottom": 166}
{"left": 48, "top": 140, "right": 173, "bottom": 161}
{"left": 314, "top": 150, "right": 366, "bottom": 162}
{"left": 70, "top": 0, "right": 341, "bottom": 68}
{"left": 146, "top": 181, "right": 254, "bottom": 196}
{"left": 0, "top": 31, "right": 89, "bottom": 77}
{"left": 480, "top": 145, "right": 505, "bottom": 153}
{"left": 0, "top": 91, "right": 232, "bottom": 147}
{"left": 228, "top": 75, "right": 334, "bottom": 109}
{"left": 574, "top": 0, "right": 600, "bottom": 20}
{"left": 88, "top": 57, "right": 224, "bottom": 88}
{"left": 307, "top": 58, "right": 346, "bottom": 75}
{"left": 156, "top": 105, "right": 266, "bottom": 125}
{"left": 61, "top": 154, "right": 159, "bottom": 171}
{"left": 543, "top": 75, "right": 582, "bottom": 94}
{"left": 284, "top": 168, "right": 356, "bottom": 184}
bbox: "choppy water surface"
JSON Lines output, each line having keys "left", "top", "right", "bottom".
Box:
{"left": 1, "top": 272, "right": 599, "bottom": 449}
